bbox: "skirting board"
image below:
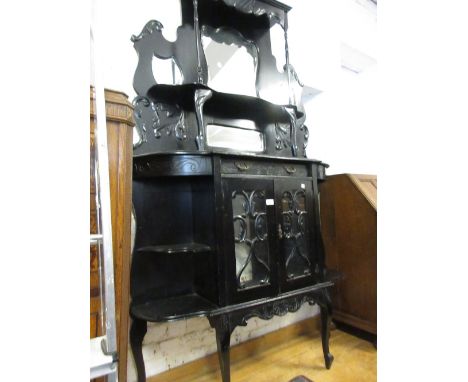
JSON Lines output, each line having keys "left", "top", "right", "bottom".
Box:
{"left": 333, "top": 310, "right": 377, "bottom": 335}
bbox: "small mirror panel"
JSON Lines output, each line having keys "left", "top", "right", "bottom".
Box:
{"left": 207, "top": 124, "right": 264, "bottom": 152}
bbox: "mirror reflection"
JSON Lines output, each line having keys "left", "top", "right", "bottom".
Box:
{"left": 202, "top": 34, "right": 257, "bottom": 97}
{"left": 207, "top": 124, "right": 264, "bottom": 152}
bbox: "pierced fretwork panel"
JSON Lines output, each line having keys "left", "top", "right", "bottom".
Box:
{"left": 231, "top": 190, "right": 271, "bottom": 290}
{"left": 280, "top": 189, "right": 312, "bottom": 279}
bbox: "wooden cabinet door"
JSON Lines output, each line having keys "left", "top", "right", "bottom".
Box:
{"left": 222, "top": 177, "right": 278, "bottom": 303}
{"left": 275, "top": 178, "right": 318, "bottom": 292}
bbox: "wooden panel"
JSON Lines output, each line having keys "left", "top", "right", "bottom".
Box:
{"left": 90, "top": 296, "right": 102, "bottom": 338}
{"left": 90, "top": 313, "right": 99, "bottom": 338}
{"left": 320, "top": 174, "right": 377, "bottom": 334}
{"left": 90, "top": 87, "right": 134, "bottom": 382}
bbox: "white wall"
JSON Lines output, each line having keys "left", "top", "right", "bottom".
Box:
{"left": 305, "top": 65, "right": 378, "bottom": 174}
{"left": 297, "top": 0, "right": 378, "bottom": 175}
{"left": 92, "top": 0, "right": 183, "bottom": 98}
{"left": 91, "top": 1, "right": 377, "bottom": 380}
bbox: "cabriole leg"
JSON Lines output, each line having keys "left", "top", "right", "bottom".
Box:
{"left": 319, "top": 290, "right": 334, "bottom": 369}
{"left": 209, "top": 315, "right": 233, "bottom": 382}
{"left": 130, "top": 318, "right": 147, "bottom": 382}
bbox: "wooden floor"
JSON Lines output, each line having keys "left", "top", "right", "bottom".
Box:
{"left": 148, "top": 320, "right": 377, "bottom": 382}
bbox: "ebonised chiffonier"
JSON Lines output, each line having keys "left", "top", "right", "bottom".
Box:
{"left": 129, "top": 1, "right": 336, "bottom": 381}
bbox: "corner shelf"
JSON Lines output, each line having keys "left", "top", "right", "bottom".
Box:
{"left": 131, "top": 293, "right": 218, "bottom": 322}
{"left": 136, "top": 242, "right": 212, "bottom": 255}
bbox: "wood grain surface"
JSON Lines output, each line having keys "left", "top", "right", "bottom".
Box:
{"left": 320, "top": 174, "right": 377, "bottom": 334}
{"left": 90, "top": 87, "right": 134, "bottom": 381}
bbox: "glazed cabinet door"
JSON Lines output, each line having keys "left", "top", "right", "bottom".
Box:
{"left": 275, "top": 178, "right": 317, "bottom": 291}
{"left": 222, "top": 177, "right": 278, "bottom": 304}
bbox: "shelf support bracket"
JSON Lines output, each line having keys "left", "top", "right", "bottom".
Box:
{"left": 194, "top": 88, "right": 213, "bottom": 151}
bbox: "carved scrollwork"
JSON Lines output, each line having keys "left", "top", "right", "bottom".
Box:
{"left": 276, "top": 120, "right": 308, "bottom": 157}
{"left": 132, "top": 96, "right": 187, "bottom": 148}
{"left": 219, "top": 0, "right": 286, "bottom": 27}
{"left": 133, "top": 160, "right": 151, "bottom": 173}
{"left": 221, "top": 0, "right": 256, "bottom": 13}
{"left": 177, "top": 158, "right": 205, "bottom": 173}
{"left": 132, "top": 97, "right": 150, "bottom": 149}
{"left": 133, "top": 155, "right": 212, "bottom": 177}
{"left": 281, "top": 189, "right": 312, "bottom": 278}
{"left": 131, "top": 20, "right": 164, "bottom": 42}
{"left": 231, "top": 293, "right": 318, "bottom": 327}
{"left": 275, "top": 122, "right": 291, "bottom": 151}
{"left": 284, "top": 64, "right": 304, "bottom": 88}
{"left": 152, "top": 103, "right": 187, "bottom": 140}
{"left": 208, "top": 288, "right": 333, "bottom": 334}
{"left": 232, "top": 189, "right": 270, "bottom": 288}
{"left": 284, "top": 106, "right": 298, "bottom": 157}
{"left": 301, "top": 124, "right": 309, "bottom": 156}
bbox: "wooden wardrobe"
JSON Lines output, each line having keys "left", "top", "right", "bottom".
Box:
{"left": 90, "top": 87, "right": 134, "bottom": 381}
{"left": 320, "top": 174, "right": 377, "bottom": 335}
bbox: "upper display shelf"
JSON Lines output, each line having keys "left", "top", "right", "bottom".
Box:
{"left": 147, "top": 84, "right": 303, "bottom": 124}
{"left": 131, "top": 0, "right": 310, "bottom": 159}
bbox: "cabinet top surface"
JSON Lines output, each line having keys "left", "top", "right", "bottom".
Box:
{"left": 133, "top": 150, "right": 329, "bottom": 167}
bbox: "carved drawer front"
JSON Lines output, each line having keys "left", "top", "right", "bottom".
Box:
{"left": 221, "top": 159, "right": 308, "bottom": 177}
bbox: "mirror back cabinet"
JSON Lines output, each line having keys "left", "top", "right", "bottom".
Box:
{"left": 129, "top": 1, "right": 336, "bottom": 381}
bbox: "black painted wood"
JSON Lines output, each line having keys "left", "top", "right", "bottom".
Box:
{"left": 319, "top": 289, "right": 334, "bottom": 369}
{"left": 146, "top": 84, "right": 304, "bottom": 123}
{"left": 129, "top": 1, "right": 335, "bottom": 381}
{"left": 131, "top": 293, "right": 219, "bottom": 322}
{"left": 131, "top": 0, "right": 311, "bottom": 159}
{"left": 130, "top": 319, "right": 147, "bottom": 382}
{"left": 220, "top": 177, "right": 278, "bottom": 304}
{"left": 209, "top": 315, "right": 233, "bottom": 382}
{"left": 133, "top": 154, "right": 213, "bottom": 178}
{"left": 275, "top": 177, "right": 318, "bottom": 292}
{"left": 130, "top": 158, "right": 336, "bottom": 380}
{"left": 136, "top": 242, "right": 212, "bottom": 255}
{"left": 221, "top": 158, "right": 309, "bottom": 177}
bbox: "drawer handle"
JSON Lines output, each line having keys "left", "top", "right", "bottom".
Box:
{"left": 284, "top": 165, "right": 296, "bottom": 174}
{"left": 234, "top": 161, "right": 251, "bottom": 172}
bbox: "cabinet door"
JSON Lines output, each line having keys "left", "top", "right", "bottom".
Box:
{"left": 222, "top": 178, "right": 278, "bottom": 303}
{"left": 275, "top": 178, "right": 317, "bottom": 291}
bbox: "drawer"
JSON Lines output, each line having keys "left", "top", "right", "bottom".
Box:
{"left": 221, "top": 158, "right": 308, "bottom": 177}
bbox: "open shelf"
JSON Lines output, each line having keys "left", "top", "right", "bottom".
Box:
{"left": 147, "top": 83, "right": 304, "bottom": 124}
{"left": 136, "top": 242, "right": 212, "bottom": 255}
{"left": 131, "top": 293, "right": 219, "bottom": 322}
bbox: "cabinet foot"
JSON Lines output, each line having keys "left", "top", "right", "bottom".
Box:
{"left": 130, "top": 318, "right": 147, "bottom": 382}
